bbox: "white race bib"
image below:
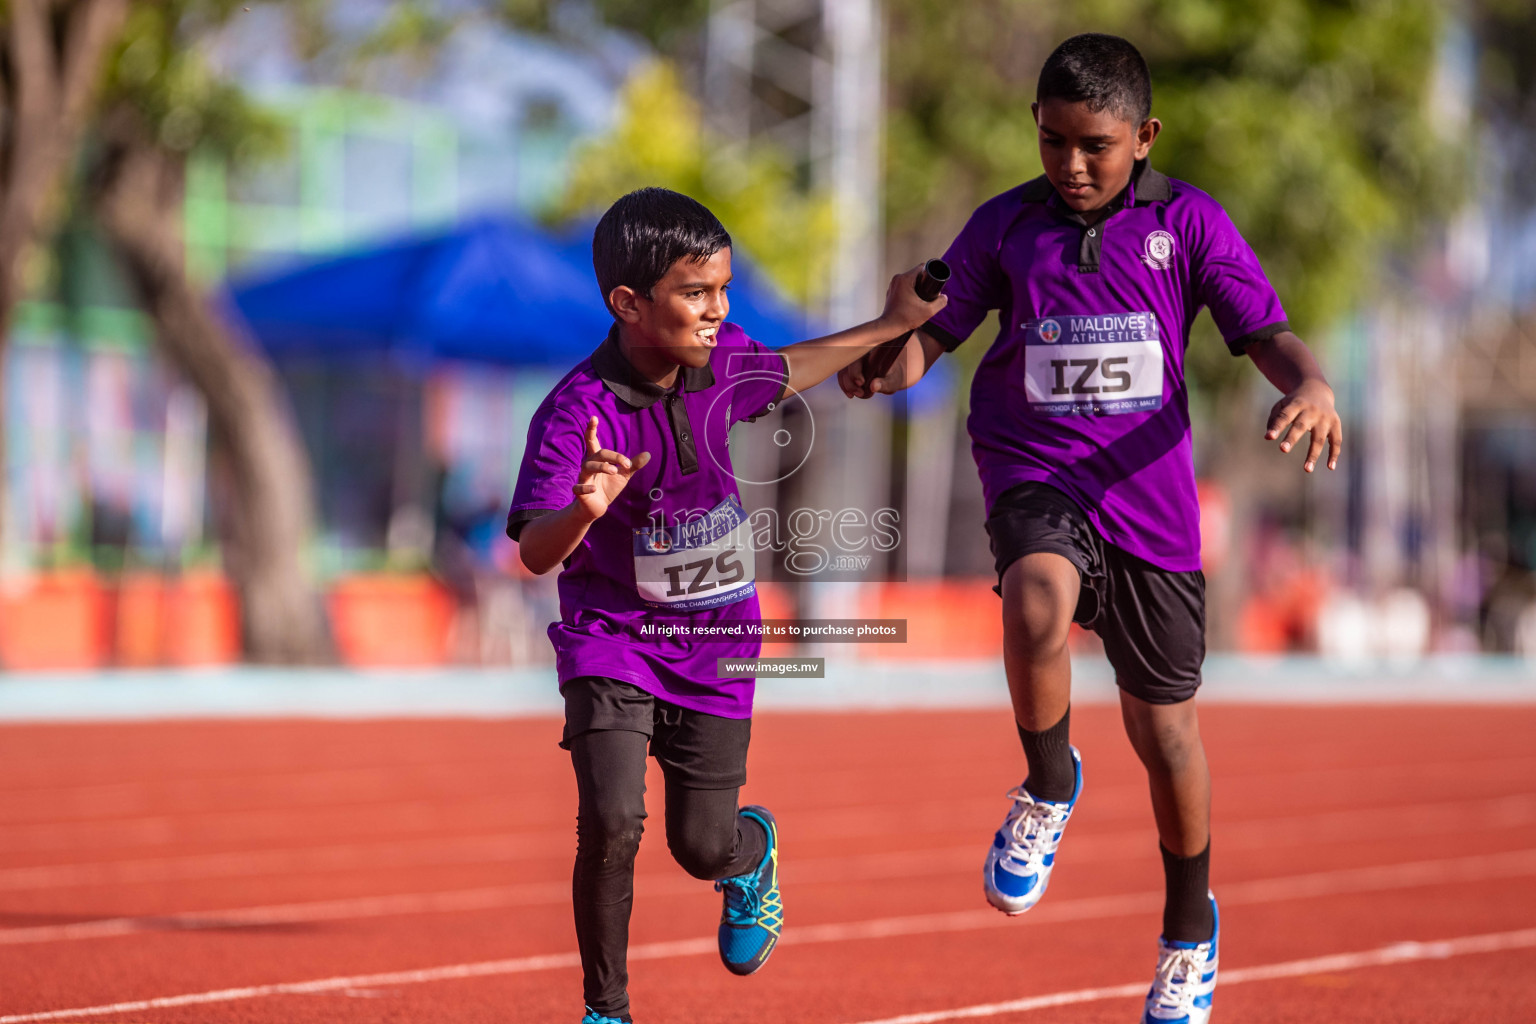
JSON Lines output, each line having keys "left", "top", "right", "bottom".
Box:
{"left": 633, "top": 496, "right": 756, "bottom": 611}
{"left": 1021, "top": 313, "right": 1166, "bottom": 416}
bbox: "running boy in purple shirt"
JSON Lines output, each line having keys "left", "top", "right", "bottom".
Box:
{"left": 841, "top": 34, "right": 1342, "bottom": 1024}
{"left": 509, "top": 187, "right": 945, "bottom": 1024}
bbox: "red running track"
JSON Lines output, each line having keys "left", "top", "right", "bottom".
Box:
{"left": 2, "top": 704, "right": 1534, "bottom": 1023}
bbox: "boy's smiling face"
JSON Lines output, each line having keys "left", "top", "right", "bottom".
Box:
{"left": 1033, "top": 97, "right": 1160, "bottom": 214}
{"left": 610, "top": 247, "right": 732, "bottom": 382}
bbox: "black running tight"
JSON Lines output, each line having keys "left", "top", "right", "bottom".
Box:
{"left": 569, "top": 728, "right": 766, "bottom": 1020}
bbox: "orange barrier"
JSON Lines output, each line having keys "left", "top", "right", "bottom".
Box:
{"left": 2, "top": 571, "right": 455, "bottom": 669}
{"left": 115, "top": 572, "right": 243, "bottom": 667}
{"left": 328, "top": 574, "right": 457, "bottom": 667}
{"left": 0, "top": 571, "right": 242, "bottom": 670}
{"left": 165, "top": 572, "right": 242, "bottom": 665}
{"left": 863, "top": 579, "right": 1005, "bottom": 660}
{"left": 1238, "top": 567, "right": 1328, "bottom": 653}
{"left": 113, "top": 573, "right": 165, "bottom": 667}
{"left": 0, "top": 571, "right": 113, "bottom": 670}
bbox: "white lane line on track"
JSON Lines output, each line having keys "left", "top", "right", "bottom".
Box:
{"left": 4, "top": 922, "right": 1535, "bottom": 1024}
{"left": 838, "top": 927, "right": 1536, "bottom": 1024}
{"left": 2, "top": 852, "right": 1535, "bottom": 1022}
{"left": 6, "top": 840, "right": 1536, "bottom": 948}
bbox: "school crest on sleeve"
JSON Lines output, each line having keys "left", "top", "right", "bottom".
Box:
{"left": 1142, "top": 230, "right": 1175, "bottom": 270}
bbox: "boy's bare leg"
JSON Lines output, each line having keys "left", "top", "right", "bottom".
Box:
{"left": 1000, "top": 553, "right": 1079, "bottom": 732}
{"left": 1119, "top": 691, "right": 1210, "bottom": 854}
{"left": 1120, "top": 689, "right": 1215, "bottom": 942}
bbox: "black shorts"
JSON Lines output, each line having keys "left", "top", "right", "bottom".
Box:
{"left": 559, "top": 676, "right": 751, "bottom": 790}
{"left": 985, "top": 482, "right": 1206, "bottom": 704}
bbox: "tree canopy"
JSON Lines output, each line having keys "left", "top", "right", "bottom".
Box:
{"left": 546, "top": 61, "right": 838, "bottom": 307}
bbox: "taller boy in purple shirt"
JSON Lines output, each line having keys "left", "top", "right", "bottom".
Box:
{"left": 842, "top": 35, "right": 1342, "bottom": 1024}
{"left": 510, "top": 187, "right": 945, "bottom": 1024}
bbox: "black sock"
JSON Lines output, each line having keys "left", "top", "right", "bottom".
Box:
{"left": 1160, "top": 841, "right": 1214, "bottom": 943}
{"left": 1017, "top": 706, "right": 1074, "bottom": 802}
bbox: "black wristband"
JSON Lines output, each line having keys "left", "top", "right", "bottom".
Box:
{"left": 921, "top": 320, "right": 965, "bottom": 352}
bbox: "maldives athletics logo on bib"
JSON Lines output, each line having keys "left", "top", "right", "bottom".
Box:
{"left": 1142, "top": 230, "right": 1175, "bottom": 270}
{"left": 1036, "top": 318, "right": 1062, "bottom": 343}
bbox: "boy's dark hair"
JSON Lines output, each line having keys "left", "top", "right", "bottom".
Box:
{"left": 592, "top": 187, "right": 732, "bottom": 315}
{"left": 1037, "top": 33, "right": 1152, "bottom": 126}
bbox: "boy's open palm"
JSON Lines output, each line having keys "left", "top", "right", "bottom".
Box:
{"left": 1266, "top": 380, "right": 1343, "bottom": 473}
{"left": 574, "top": 416, "right": 650, "bottom": 519}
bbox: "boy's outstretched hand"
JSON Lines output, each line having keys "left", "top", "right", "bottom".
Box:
{"left": 837, "top": 265, "right": 949, "bottom": 399}
{"left": 1265, "top": 379, "right": 1342, "bottom": 473}
{"left": 574, "top": 415, "right": 650, "bottom": 520}
{"left": 879, "top": 264, "right": 948, "bottom": 337}
{"left": 838, "top": 340, "right": 915, "bottom": 398}
{"left": 779, "top": 264, "right": 946, "bottom": 396}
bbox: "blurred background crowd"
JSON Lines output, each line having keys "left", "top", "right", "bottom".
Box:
{"left": 1, "top": 0, "right": 1534, "bottom": 670}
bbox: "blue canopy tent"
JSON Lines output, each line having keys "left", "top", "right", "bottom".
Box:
{"left": 227, "top": 216, "right": 612, "bottom": 369}
{"left": 226, "top": 215, "right": 814, "bottom": 369}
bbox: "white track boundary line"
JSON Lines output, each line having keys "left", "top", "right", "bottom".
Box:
{"left": 4, "top": 846, "right": 1536, "bottom": 948}
{"left": 4, "top": 851, "right": 1536, "bottom": 1020}
{"left": 4, "top": 925, "right": 1535, "bottom": 1024}
{"left": 840, "top": 927, "right": 1536, "bottom": 1024}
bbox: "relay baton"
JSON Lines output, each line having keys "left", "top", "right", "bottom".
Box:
{"left": 862, "top": 258, "right": 951, "bottom": 384}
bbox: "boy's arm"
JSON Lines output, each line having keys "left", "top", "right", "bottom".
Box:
{"left": 517, "top": 415, "right": 650, "bottom": 575}
{"left": 779, "top": 266, "right": 947, "bottom": 394}
{"left": 517, "top": 503, "right": 602, "bottom": 576}
{"left": 1244, "top": 330, "right": 1343, "bottom": 473}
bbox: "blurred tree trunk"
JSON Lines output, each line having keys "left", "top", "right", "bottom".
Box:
{"left": 0, "top": 0, "right": 127, "bottom": 550}
{"left": 91, "top": 116, "right": 330, "bottom": 663}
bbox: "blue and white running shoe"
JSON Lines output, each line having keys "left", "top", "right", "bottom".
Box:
{"left": 983, "top": 746, "right": 1082, "bottom": 914}
{"left": 1142, "top": 893, "right": 1219, "bottom": 1024}
{"left": 581, "top": 1008, "right": 627, "bottom": 1024}
{"left": 714, "top": 805, "right": 783, "bottom": 976}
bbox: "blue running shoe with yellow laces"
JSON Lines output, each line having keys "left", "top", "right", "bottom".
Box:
{"left": 714, "top": 805, "right": 782, "bottom": 976}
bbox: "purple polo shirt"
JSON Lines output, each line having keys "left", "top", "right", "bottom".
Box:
{"left": 507, "top": 322, "right": 789, "bottom": 718}
{"left": 924, "top": 162, "right": 1288, "bottom": 571}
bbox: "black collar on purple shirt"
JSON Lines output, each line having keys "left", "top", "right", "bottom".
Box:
{"left": 591, "top": 325, "right": 707, "bottom": 476}
{"left": 1019, "top": 160, "right": 1172, "bottom": 274}
{"left": 590, "top": 324, "right": 716, "bottom": 411}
